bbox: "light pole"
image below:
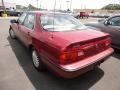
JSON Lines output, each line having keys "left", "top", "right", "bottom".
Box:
{"left": 59, "top": 0, "right": 62, "bottom": 10}
{"left": 66, "top": 0, "right": 70, "bottom": 10}
{"left": 37, "top": 0, "right": 38, "bottom": 9}
{"left": 70, "top": 0, "right": 72, "bottom": 11}
{"left": 2, "top": 0, "right": 5, "bottom": 13}
{"left": 39, "top": 0, "right": 41, "bottom": 9}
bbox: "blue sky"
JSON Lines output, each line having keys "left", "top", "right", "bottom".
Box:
{"left": 3, "top": 0, "right": 120, "bottom": 10}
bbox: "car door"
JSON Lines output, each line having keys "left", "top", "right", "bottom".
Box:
{"left": 12, "top": 12, "right": 27, "bottom": 39}
{"left": 18, "top": 13, "right": 35, "bottom": 47}
{"left": 103, "top": 16, "right": 120, "bottom": 45}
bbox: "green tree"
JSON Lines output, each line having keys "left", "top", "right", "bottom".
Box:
{"left": 102, "top": 4, "right": 120, "bottom": 10}
{"left": 28, "top": 4, "right": 38, "bottom": 10}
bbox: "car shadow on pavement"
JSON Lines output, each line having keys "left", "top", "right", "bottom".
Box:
{"left": 112, "top": 48, "right": 120, "bottom": 60}
{"left": 7, "top": 36, "right": 104, "bottom": 90}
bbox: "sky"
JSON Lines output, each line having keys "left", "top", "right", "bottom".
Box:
{"left": 2, "top": 0, "right": 120, "bottom": 10}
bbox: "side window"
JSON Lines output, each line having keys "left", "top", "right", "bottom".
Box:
{"left": 109, "top": 16, "right": 120, "bottom": 26}
{"left": 40, "top": 15, "right": 49, "bottom": 26}
{"left": 23, "top": 13, "right": 35, "bottom": 30}
{"left": 18, "top": 13, "right": 27, "bottom": 24}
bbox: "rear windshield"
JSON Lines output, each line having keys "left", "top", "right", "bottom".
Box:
{"left": 40, "top": 14, "right": 86, "bottom": 31}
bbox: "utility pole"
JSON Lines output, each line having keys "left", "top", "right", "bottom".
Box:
{"left": 70, "top": 0, "right": 72, "bottom": 11}
{"left": 66, "top": 0, "right": 70, "bottom": 10}
{"left": 37, "top": 0, "right": 38, "bottom": 9}
{"left": 39, "top": 0, "right": 41, "bottom": 9}
{"left": 2, "top": 0, "right": 5, "bottom": 13}
{"left": 59, "top": 0, "right": 62, "bottom": 10}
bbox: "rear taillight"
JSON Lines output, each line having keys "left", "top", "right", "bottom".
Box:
{"left": 105, "top": 37, "right": 111, "bottom": 47}
{"left": 60, "top": 50, "right": 84, "bottom": 64}
{"left": 59, "top": 37, "right": 111, "bottom": 65}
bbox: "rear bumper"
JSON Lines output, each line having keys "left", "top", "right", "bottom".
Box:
{"left": 42, "top": 48, "right": 114, "bottom": 79}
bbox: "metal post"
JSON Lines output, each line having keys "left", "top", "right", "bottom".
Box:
{"left": 70, "top": 0, "right": 72, "bottom": 11}
{"left": 2, "top": 0, "right": 5, "bottom": 13}
{"left": 66, "top": 0, "right": 70, "bottom": 10}
{"left": 37, "top": 0, "right": 38, "bottom": 9}
{"left": 59, "top": 0, "right": 62, "bottom": 10}
{"left": 39, "top": 0, "right": 41, "bottom": 9}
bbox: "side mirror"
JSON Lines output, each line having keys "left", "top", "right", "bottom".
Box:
{"left": 104, "top": 20, "right": 112, "bottom": 25}
{"left": 10, "top": 19, "right": 18, "bottom": 23}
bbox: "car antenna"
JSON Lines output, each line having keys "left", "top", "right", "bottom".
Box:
{"left": 52, "top": 0, "right": 57, "bottom": 38}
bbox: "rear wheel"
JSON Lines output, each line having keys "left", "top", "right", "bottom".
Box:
{"left": 9, "top": 28, "right": 16, "bottom": 39}
{"left": 31, "top": 49, "right": 44, "bottom": 71}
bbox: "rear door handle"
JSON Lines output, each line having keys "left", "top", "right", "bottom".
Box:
{"left": 27, "top": 32, "right": 30, "bottom": 35}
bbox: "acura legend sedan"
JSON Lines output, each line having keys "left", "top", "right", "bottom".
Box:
{"left": 9, "top": 11, "right": 114, "bottom": 78}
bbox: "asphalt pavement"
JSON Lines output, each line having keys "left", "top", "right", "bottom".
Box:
{"left": 0, "top": 19, "right": 120, "bottom": 90}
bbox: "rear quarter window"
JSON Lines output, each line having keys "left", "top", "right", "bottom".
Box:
{"left": 23, "top": 13, "right": 35, "bottom": 30}
{"left": 18, "top": 13, "right": 27, "bottom": 24}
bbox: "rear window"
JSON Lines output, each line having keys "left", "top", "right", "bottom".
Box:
{"left": 40, "top": 14, "right": 86, "bottom": 32}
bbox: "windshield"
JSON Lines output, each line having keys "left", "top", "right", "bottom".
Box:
{"left": 40, "top": 14, "right": 86, "bottom": 31}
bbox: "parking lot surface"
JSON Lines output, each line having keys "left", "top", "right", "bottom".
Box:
{"left": 0, "top": 19, "right": 120, "bottom": 90}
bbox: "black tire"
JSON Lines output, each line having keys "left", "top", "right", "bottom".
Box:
{"left": 31, "top": 48, "right": 45, "bottom": 71}
{"left": 9, "top": 27, "right": 16, "bottom": 39}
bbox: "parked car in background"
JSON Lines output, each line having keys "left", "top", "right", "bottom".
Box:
{"left": 80, "top": 12, "right": 89, "bottom": 18}
{"left": 74, "top": 12, "right": 89, "bottom": 19}
{"left": 0, "top": 6, "right": 4, "bottom": 10}
{"left": 85, "top": 15, "right": 120, "bottom": 49}
{"left": 6, "top": 10, "right": 22, "bottom": 16}
{"left": 0, "top": 8, "right": 22, "bottom": 16}
{"left": 9, "top": 11, "right": 113, "bottom": 78}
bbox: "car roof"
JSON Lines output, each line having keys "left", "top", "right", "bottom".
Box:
{"left": 25, "top": 10, "right": 68, "bottom": 15}
{"left": 103, "top": 14, "right": 120, "bottom": 21}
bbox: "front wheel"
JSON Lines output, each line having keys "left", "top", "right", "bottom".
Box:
{"left": 9, "top": 28, "right": 16, "bottom": 39}
{"left": 31, "top": 49, "right": 44, "bottom": 71}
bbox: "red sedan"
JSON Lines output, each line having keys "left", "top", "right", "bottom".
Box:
{"left": 9, "top": 11, "right": 113, "bottom": 78}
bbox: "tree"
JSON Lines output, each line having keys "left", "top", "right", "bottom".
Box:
{"left": 28, "top": 4, "right": 38, "bottom": 10}
{"left": 102, "top": 4, "right": 120, "bottom": 10}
